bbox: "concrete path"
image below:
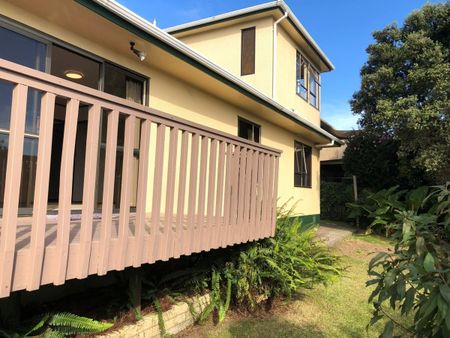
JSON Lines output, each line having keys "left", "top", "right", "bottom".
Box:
{"left": 316, "top": 220, "right": 355, "bottom": 247}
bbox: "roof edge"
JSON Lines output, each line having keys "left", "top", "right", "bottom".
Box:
{"left": 165, "top": 0, "right": 335, "bottom": 72}
{"left": 81, "top": 0, "right": 341, "bottom": 144}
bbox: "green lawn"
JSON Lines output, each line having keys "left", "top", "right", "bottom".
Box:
{"left": 180, "top": 234, "right": 401, "bottom": 338}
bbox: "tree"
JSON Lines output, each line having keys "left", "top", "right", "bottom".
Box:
{"left": 346, "top": 3, "right": 450, "bottom": 187}
{"left": 344, "top": 131, "right": 411, "bottom": 190}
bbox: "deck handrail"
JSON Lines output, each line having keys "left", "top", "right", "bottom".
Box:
{"left": 0, "top": 58, "right": 281, "bottom": 298}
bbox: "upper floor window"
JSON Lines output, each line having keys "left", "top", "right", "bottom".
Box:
{"left": 296, "top": 52, "right": 320, "bottom": 109}
{"left": 238, "top": 117, "right": 260, "bottom": 143}
{"left": 294, "top": 141, "right": 312, "bottom": 188}
{"left": 241, "top": 27, "right": 255, "bottom": 76}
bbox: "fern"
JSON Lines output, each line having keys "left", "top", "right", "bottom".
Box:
{"left": 153, "top": 298, "right": 166, "bottom": 337}
{"left": 47, "top": 312, "right": 113, "bottom": 334}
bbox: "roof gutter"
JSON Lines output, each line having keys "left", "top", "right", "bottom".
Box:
{"left": 83, "top": 0, "right": 342, "bottom": 145}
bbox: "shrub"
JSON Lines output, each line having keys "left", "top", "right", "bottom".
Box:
{"left": 357, "top": 183, "right": 450, "bottom": 337}
{"left": 176, "top": 204, "right": 341, "bottom": 318}
{"left": 320, "top": 181, "right": 354, "bottom": 221}
{"left": 136, "top": 203, "right": 341, "bottom": 326}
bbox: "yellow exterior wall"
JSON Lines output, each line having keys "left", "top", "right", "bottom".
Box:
{"left": 0, "top": 0, "right": 320, "bottom": 217}
{"left": 175, "top": 17, "right": 322, "bottom": 127}
{"left": 178, "top": 17, "right": 274, "bottom": 98}
{"left": 275, "top": 26, "right": 321, "bottom": 126}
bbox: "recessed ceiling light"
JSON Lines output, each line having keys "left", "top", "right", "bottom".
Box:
{"left": 64, "top": 70, "right": 84, "bottom": 80}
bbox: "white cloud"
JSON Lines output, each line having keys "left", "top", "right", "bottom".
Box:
{"left": 320, "top": 101, "right": 359, "bottom": 130}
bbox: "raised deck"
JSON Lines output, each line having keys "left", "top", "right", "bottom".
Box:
{"left": 0, "top": 59, "right": 280, "bottom": 297}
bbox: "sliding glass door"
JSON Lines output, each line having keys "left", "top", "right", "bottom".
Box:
{"left": 0, "top": 26, "right": 47, "bottom": 214}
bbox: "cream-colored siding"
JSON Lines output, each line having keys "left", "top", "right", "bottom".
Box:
{"left": 179, "top": 17, "right": 275, "bottom": 98}
{"left": 0, "top": 0, "right": 321, "bottom": 217}
{"left": 275, "top": 26, "right": 321, "bottom": 126}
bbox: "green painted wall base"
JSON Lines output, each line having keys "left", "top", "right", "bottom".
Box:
{"left": 291, "top": 214, "right": 320, "bottom": 232}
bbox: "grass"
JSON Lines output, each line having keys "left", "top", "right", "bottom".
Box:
{"left": 180, "top": 233, "right": 403, "bottom": 338}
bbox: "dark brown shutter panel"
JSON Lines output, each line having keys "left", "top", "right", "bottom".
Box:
{"left": 241, "top": 27, "right": 255, "bottom": 76}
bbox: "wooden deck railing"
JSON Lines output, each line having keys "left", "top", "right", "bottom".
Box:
{"left": 0, "top": 59, "right": 281, "bottom": 298}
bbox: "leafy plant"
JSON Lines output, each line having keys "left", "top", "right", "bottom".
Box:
{"left": 198, "top": 269, "right": 231, "bottom": 323}
{"left": 320, "top": 181, "right": 354, "bottom": 221}
{"left": 3, "top": 312, "right": 113, "bottom": 337}
{"left": 362, "top": 183, "right": 450, "bottom": 337}
{"left": 221, "top": 203, "right": 341, "bottom": 311}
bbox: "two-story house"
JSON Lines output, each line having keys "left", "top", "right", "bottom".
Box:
{"left": 166, "top": 1, "right": 338, "bottom": 227}
{"left": 0, "top": 0, "right": 341, "bottom": 299}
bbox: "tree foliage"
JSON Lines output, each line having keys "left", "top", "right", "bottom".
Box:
{"left": 346, "top": 3, "right": 450, "bottom": 186}
{"left": 351, "top": 183, "right": 450, "bottom": 337}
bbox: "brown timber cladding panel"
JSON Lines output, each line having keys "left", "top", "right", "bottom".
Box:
{"left": 241, "top": 27, "right": 256, "bottom": 76}
{"left": 0, "top": 59, "right": 281, "bottom": 298}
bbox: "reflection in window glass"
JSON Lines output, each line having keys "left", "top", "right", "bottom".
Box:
{"left": 0, "top": 26, "right": 46, "bottom": 71}
{"left": 295, "top": 52, "right": 320, "bottom": 108}
{"left": 25, "top": 89, "right": 42, "bottom": 135}
{"left": 296, "top": 53, "right": 308, "bottom": 100}
{"left": 0, "top": 134, "right": 8, "bottom": 209}
{"left": 0, "top": 80, "right": 13, "bottom": 131}
{"left": 294, "top": 141, "right": 312, "bottom": 188}
{"left": 238, "top": 117, "right": 260, "bottom": 143}
{"left": 104, "top": 63, "right": 144, "bottom": 104}
{"left": 19, "top": 137, "right": 38, "bottom": 211}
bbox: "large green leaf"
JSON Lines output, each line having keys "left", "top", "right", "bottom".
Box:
{"left": 380, "top": 321, "right": 394, "bottom": 338}
{"left": 424, "top": 253, "right": 435, "bottom": 273}
{"left": 440, "top": 285, "right": 450, "bottom": 303}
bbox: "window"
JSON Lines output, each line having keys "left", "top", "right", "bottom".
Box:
{"left": 295, "top": 52, "right": 320, "bottom": 109}
{"left": 238, "top": 117, "right": 260, "bottom": 143}
{"left": 296, "top": 53, "right": 308, "bottom": 99}
{"left": 309, "top": 68, "right": 319, "bottom": 108}
{"left": 241, "top": 27, "right": 256, "bottom": 76}
{"left": 51, "top": 44, "right": 101, "bottom": 90}
{"left": 0, "top": 26, "right": 47, "bottom": 71}
{"left": 0, "top": 21, "right": 149, "bottom": 215}
{"left": 104, "top": 63, "right": 146, "bottom": 104}
{"left": 0, "top": 26, "right": 47, "bottom": 213}
{"left": 294, "top": 141, "right": 312, "bottom": 188}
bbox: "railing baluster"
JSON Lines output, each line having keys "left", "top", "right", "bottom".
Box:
{"left": 249, "top": 150, "right": 259, "bottom": 242}
{"left": 229, "top": 146, "right": 240, "bottom": 245}
{"left": 55, "top": 98, "right": 79, "bottom": 285}
{"left": 261, "top": 154, "right": 270, "bottom": 240}
{"left": 133, "top": 119, "right": 150, "bottom": 267}
{"left": 185, "top": 133, "right": 199, "bottom": 255}
{"left": 222, "top": 143, "right": 232, "bottom": 248}
{"left": 206, "top": 139, "right": 217, "bottom": 250}
{"left": 243, "top": 149, "right": 253, "bottom": 243}
{"left": 214, "top": 141, "right": 225, "bottom": 249}
{"left": 98, "top": 109, "right": 119, "bottom": 275}
{"left": 164, "top": 126, "right": 178, "bottom": 259}
{"left": 117, "top": 115, "right": 136, "bottom": 270}
{"left": 255, "top": 153, "right": 264, "bottom": 240}
{"left": 174, "top": 131, "right": 188, "bottom": 258}
{"left": 28, "top": 92, "right": 56, "bottom": 290}
{"left": 237, "top": 148, "right": 247, "bottom": 243}
{"left": 78, "top": 104, "right": 101, "bottom": 278}
{"left": 265, "top": 155, "right": 275, "bottom": 238}
{"left": 150, "top": 123, "right": 165, "bottom": 262}
{"left": 195, "top": 136, "right": 208, "bottom": 252}
{"left": 271, "top": 156, "right": 280, "bottom": 237}
{"left": 0, "top": 84, "right": 27, "bottom": 298}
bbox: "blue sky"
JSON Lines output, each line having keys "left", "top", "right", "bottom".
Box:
{"left": 117, "top": 0, "right": 443, "bottom": 130}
